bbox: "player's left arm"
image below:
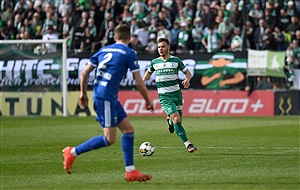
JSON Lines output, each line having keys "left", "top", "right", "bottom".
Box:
{"left": 143, "top": 69, "right": 153, "bottom": 81}
{"left": 79, "top": 63, "right": 95, "bottom": 108}
{"left": 182, "top": 69, "right": 191, "bottom": 88}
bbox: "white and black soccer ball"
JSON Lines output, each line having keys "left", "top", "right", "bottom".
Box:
{"left": 139, "top": 142, "right": 154, "bottom": 156}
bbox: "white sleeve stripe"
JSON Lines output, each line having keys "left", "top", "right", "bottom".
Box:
{"left": 89, "top": 60, "right": 97, "bottom": 67}
{"left": 131, "top": 68, "right": 140, "bottom": 73}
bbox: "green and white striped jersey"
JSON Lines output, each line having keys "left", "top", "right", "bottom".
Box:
{"left": 148, "top": 56, "right": 187, "bottom": 94}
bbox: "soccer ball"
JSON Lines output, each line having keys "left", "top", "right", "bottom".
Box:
{"left": 139, "top": 142, "right": 154, "bottom": 156}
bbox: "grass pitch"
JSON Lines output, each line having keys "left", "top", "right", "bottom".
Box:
{"left": 1, "top": 116, "right": 299, "bottom": 190}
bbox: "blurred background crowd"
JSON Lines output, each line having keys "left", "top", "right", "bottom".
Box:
{"left": 0, "top": 0, "right": 299, "bottom": 90}
{"left": 0, "top": 0, "right": 299, "bottom": 54}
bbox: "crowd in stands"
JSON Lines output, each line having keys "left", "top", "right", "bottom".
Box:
{"left": 0, "top": 0, "right": 299, "bottom": 89}
{"left": 0, "top": 0, "right": 299, "bottom": 62}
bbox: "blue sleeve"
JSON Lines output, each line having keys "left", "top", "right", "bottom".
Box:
{"left": 89, "top": 50, "right": 101, "bottom": 67}
{"left": 127, "top": 50, "right": 140, "bottom": 72}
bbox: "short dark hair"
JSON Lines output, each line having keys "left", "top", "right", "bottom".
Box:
{"left": 158, "top": 38, "right": 170, "bottom": 45}
{"left": 114, "top": 24, "right": 130, "bottom": 40}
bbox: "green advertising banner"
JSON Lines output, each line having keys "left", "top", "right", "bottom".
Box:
{"left": 0, "top": 45, "right": 63, "bottom": 92}
{"left": 247, "top": 49, "right": 286, "bottom": 77}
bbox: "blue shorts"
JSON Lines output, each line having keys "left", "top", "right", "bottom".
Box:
{"left": 93, "top": 98, "right": 127, "bottom": 128}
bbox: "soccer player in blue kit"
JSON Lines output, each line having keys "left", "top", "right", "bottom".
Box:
{"left": 62, "top": 24, "right": 154, "bottom": 182}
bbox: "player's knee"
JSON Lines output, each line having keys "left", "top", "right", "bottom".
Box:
{"left": 106, "top": 137, "right": 116, "bottom": 145}
{"left": 173, "top": 117, "right": 181, "bottom": 124}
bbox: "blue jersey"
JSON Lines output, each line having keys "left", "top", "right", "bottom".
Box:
{"left": 89, "top": 43, "right": 139, "bottom": 101}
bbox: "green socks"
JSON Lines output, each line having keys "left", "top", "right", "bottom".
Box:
{"left": 174, "top": 122, "right": 188, "bottom": 142}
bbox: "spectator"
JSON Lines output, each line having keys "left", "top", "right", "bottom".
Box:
{"left": 130, "top": 18, "right": 139, "bottom": 36}
{"left": 253, "top": 18, "right": 266, "bottom": 50}
{"left": 14, "top": 1, "right": 27, "bottom": 20}
{"left": 265, "top": 1, "right": 278, "bottom": 18}
{"left": 182, "top": 1, "right": 193, "bottom": 19}
{"left": 128, "top": 34, "right": 143, "bottom": 52}
{"left": 19, "top": 31, "right": 35, "bottom": 52}
{"left": 135, "top": 5, "right": 147, "bottom": 24}
{"left": 177, "top": 22, "right": 192, "bottom": 53}
{"left": 104, "top": 1, "right": 114, "bottom": 19}
{"left": 201, "top": 25, "right": 223, "bottom": 53}
{"left": 129, "top": 0, "right": 148, "bottom": 16}
{"left": 156, "top": 22, "right": 171, "bottom": 45}
{"left": 248, "top": 1, "right": 263, "bottom": 27}
{"left": 35, "top": 5, "right": 46, "bottom": 22}
{"left": 148, "top": 18, "right": 157, "bottom": 35}
{"left": 42, "top": 25, "right": 59, "bottom": 53}
{"left": 230, "top": 27, "right": 243, "bottom": 51}
{"left": 87, "top": 17, "right": 97, "bottom": 39}
{"left": 145, "top": 33, "right": 157, "bottom": 54}
{"left": 14, "top": 0, "right": 27, "bottom": 12}
{"left": 286, "top": 0, "right": 297, "bottom": 17}
{"left": 41, "top": 11, "right": 57, "bottom": 35}
{"left": 25, "top": 1, "right": 36, "bottom": 20}
{"left": 103, "top": 20, "right": 115, "bottom": 46}
{"left": 263, "top": 8, "right": 277, "bottom": 30}
{"left": 258, "top": 26, "right": 277, "bottom": 50}
{"left": 16, "top": 25, "right": 26, "bottom": 39}
{"left": 192, "top": 17, "right": 204, "bottom": 52}
{"left": 31, "top": 12, "right": 43, "bottom": 39}
{"left": 87, "top": 1, "right": 97, "bottom": 20}
{"left": 293, "top": 29, "right": 300, "bottom": 45}
{"left": 218, "top": 16, "right": 234, "bottom": 49}
{"left": 149, "top": 4, "right": 158, "bottom": 19}
{"left": 80, "top": 27, "right": 95, "bottom": 53}
{"left": 278, "top": 8, "right": 291, "bottom": 32}
{"left": 201, "top": 4, "right": 216, "bottom": 28}
{"left": 286, "top": 39, "right": 300, "bottom": 88}
{"left": 286, "top": 39, "right": 300, "bottom": 68}
{"left": 175, "top": 9, "right": 188, "bottom": 24}
{"left": 142, "top": 11, "right": 152, "bottom": 26}
{"left": 98, "top": 12, "right": 112, "bottom": 42}
{"left": 245, "top": 21, "right": 255, "bottom": 49}
{"left": 1, "top": 5, "right": 13, "bottom": 24}
{"left": 23, "top": 18, "right": 34, "bottom": 36}
{"left": 285, "top": 16, "right": 300, "bottom": 39}
{"left": 120, "top": 5, "right": 133, "bottom": 25}
{"left": 110, "top": 0, "right": 122, "bottom": 19}
{"left": 3, "top": 20, "right": 17, "bottom": 39}
{"left": 58, "top": 0, "right": 71, "bottom": 21}
{"left": 13, "top": 13, "right": 22, "bottom": 33}
{"left": 194, "top": 1, "right": 205, "bottom": 19}
{"left": 58, "top": 16, "right": 72, "bottom": 39}
{"left": 156, "top": 11, "right": 172, "bottom": 30}
{"left": 273, "top": 27, "right": 286, "bottom": 51}
{"left": 134, "top": 21, "right": 149, "bottom": 49}
{"left": 228, "top": 2, "right": 243, "bottom": 28}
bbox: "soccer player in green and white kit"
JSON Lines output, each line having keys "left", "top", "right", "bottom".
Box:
{"left": 143, "top": 38, "right": 197, "bottom": 153}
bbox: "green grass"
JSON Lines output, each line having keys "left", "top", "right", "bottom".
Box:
{"left": 1, "top": 116, "right": 299, "bottom": 190}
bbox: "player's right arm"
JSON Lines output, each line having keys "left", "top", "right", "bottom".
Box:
{"left": 79, "top": 63, "right": 95, "bottom": 108}
{"left": 133, "top": 71, "right": 154, "bottom": 111}
{"left": 142, "top": 69, "right": 153, "bottom": 81}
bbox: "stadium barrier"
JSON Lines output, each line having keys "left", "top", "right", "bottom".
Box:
{"left": 1, "top": 90, "right": 299, "bottom": 116}
{"left": 1, "top": 41, "right": 298, "bottom": 116}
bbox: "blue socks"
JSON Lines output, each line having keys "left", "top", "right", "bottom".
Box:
{"left": 121, "top": 133, "right": 134, "bottom": 167}
{"left": 75, "top": 135, "right": 109, "bottom": 155}
{"left": 74, "top": 133, "right": 135, "bottom": 168}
